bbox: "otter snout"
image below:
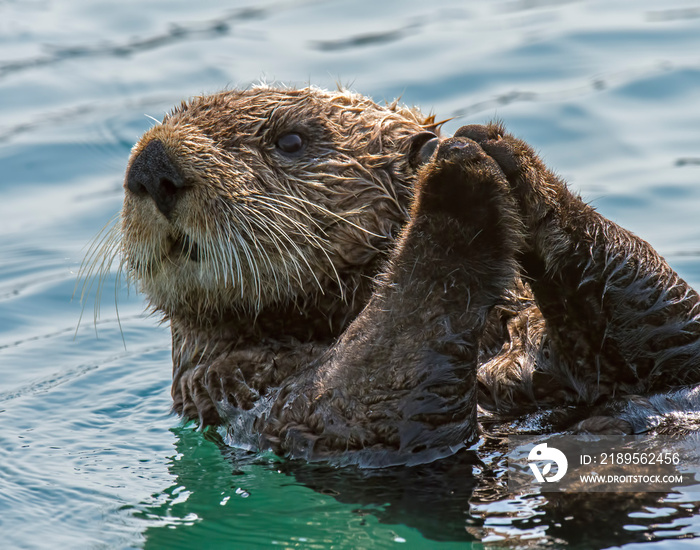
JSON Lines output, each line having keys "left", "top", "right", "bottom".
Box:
{"left": 126, "top": 139, "right": 186, "bottom": 218}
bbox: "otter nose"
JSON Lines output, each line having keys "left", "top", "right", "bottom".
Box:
{"left": 126, "top": 139, "right": 185, "bottom": 218}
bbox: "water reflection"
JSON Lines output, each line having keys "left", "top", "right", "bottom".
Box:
{"left": 279, "top": 437, "right": 699, "bottom": 546}
{"left": 143, "top": 427, "right": 699, "bottom": 547}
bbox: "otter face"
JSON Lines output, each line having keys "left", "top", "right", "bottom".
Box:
{"left": 119, "top": 86, "right": 435, "bottom": 318}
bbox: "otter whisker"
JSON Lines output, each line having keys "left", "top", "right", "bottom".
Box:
{"left": 89, "top": 242, "right": 119, "bottom": 321}
{"left": 258, "top": 206, "right": 343, "bottom": 297}
{"left": 228, "top": 223, "right": 262, "bottom": 308}
{"left": 218, "top": 224, "right": 250, "bottom": 303}
{"left": 244, "top": 208, "right": 307, "bottom": 292}
{"left": 247, "top": 196, "right": 330, "bottom": 247}
{"left": 112, "top": 255, "right": 127, "bottom": 349}
{"left": 252, "top": 194, "right": 330, "bottom": 237}
{"left": 75, "top": 214, "right": 123, "bottom": 335}
{"left": 235, "top": 202, "right": 315, "bottom": 269}
{"left": 246, "top": 198, "right": 358, "bottom": 299}
{"left": 243, "top": 196, "right": 327, "bottom": 246}
{"left": 205, "top": 215, "right": 224, "bottom": 285}
{"left": 268, "top": 193, "right": 385, "bottom": 240}
{"left": 214, "top": 217, "right": 234, "bottom": 289}
{"left": 241, "top": 206, "right": 326, "bottom": 296}
{"left": 75, "top": 214, "right": 119, "bottom": 302}
{"left": 211, "top": 212, "right": 242, "bottom": 291}
{"left": 262, "top": 201, "right": 347, "bottom": 297}
{"left": 93, "top": 240, "right": 121, "bottom": 322}
{"left": 233, "top": 208, "right": 283, "bottom": 299}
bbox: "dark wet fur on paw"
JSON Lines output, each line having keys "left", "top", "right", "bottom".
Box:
{"left": 463, "top": 122, "right": 700, "bottom": 407}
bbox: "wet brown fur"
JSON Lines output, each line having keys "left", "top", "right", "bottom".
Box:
{"left": 102, "top": 85, "right": 700, "bottom": 467}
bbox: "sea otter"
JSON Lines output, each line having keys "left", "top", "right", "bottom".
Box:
{"left": 106, "top": 85, "right": 700, "bottom": 467}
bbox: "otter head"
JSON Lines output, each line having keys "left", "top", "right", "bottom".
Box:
{"left": 120, "top": 86, "right": 439, "bottom": 323}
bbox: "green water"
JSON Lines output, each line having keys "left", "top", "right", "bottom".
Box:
{"left": 2, "top": 0, "right": 700, "bottom": 547}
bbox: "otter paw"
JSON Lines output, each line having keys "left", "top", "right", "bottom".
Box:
{"left": 454, "top": 123, "right": 538, "bottom": 182}
{"left": 174, "top": 365, "right": 222, "bottom": 427}
{"left": 413, "top": 136, "right": 513, "bottom": 223}
{"left": 454, "top": 123, "right": 566, "bottom": 232}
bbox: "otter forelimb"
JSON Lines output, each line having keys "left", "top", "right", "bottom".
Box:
{"left": 458, "top": 123, "right": 700, "bottom": 405}
{"left": 260, "top": 137, "right": 524, "bottom": 466}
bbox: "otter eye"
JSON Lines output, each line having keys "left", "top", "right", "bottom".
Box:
{"left": 276, "top": 132, "right": 305, "bottom": 154}
{"left": 408, "top": 131, "right": 439, "bottom": 169}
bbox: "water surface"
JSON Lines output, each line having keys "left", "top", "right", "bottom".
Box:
{"left": 2, "top": 1, "right": 700, "bottom": 548}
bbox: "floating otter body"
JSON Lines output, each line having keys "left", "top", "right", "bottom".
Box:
{"left": 111, "top": 85, "right": 700, "bottom": 467}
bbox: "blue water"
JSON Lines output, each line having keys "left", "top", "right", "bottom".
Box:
{"left": 2, "top": 1, "right": 700, "bottom": 548}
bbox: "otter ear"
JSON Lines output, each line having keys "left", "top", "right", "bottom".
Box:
{"left": 407, "top": 131, "right": 439, "bottom": 170}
